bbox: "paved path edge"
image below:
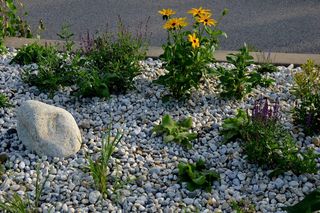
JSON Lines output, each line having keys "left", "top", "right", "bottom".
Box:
{"left": 4, "top": 37, "right": 320, "bottom": 66}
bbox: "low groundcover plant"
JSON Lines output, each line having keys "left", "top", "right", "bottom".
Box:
{"left": 155, "top": 7, "right": 228, "bottom": 99}
{"left": 153, "top": 114, "right": 197, "bottom": 149}
{"left": 221, "top": 98, "right": 318, "bottom": 176}
{"left": 178, "top": 159, "right": 220, "bottom": 192}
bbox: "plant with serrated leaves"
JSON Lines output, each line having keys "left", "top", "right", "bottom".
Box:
{"left": 215, "top": 44, "right": 274, "bottom": 99}
{"left": 153, "top": 114, "right": 197, "bottom": 149}
{"left": 283, "top": 188, "right": 320, "bottom": 213}
{"left": 0, "top": 0, "right": 32, "bottom": 53}
{"left": 178, "top": 160, "right": 219, "bottom": 192}
{"left": 87, "top": 129, "right": 122, "bottom": 198}
{"left": 0, "top": 163, "right": 49, "bottom": 213}
{"left": 292, "top": 59, "right": 320, "bottom": 135}
{"left": 221, "top": 98, "right": 318, "bottom": 176}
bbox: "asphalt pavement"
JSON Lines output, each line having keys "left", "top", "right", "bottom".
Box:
{"left": 22, "top": 0, "right": 320, "bottom": 53}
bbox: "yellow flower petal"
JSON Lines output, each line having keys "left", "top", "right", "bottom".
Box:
{"left": 188, "top": 7, "right": 211, "bottom": 17}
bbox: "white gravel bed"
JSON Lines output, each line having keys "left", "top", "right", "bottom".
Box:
{"left": 0, "top": 49, "right": 319, "bottom": 213}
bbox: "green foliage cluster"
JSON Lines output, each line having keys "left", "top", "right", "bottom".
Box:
{"left": 0, "top": 0, "right": 32, "bottom": 53}
{"left": 221, "top": 100, "right": 318, "bottom": 176}
{"left": 10, "top": 43, "right": 57, "bottom": 65}
{"left": 255, "top": 63, "right": 278, "bottom": 74}
{"left": 0, "top": 93, "right": 12, "bottom": 107}
{"left": 231, "top": 199, "right": 256, "bottom": 213}
{"left": 19, "top": 43, "right": 77, "bottom": 96}
{"left": 0, "top": 164, "right": 49, "bottom": 213}
{"left": 82, "top": 24, "right": 147, "bottom": 96}
{"left": 153, "top": 114, "right": 197, "bottom": 149}
{"left": 178, "top": 160, "right": 219, "bottom": 192}
{"left": 156, "top": 8, "right": 228, "bottom": 99}
{"left": 292, "top": 59, "right": 320, "bottom": 135}
{"left": 215, "top": 44, "right": 274, "bottom": 100}
{"left": 14, "top": 22, "right": 147, "bottom": 98}
{"left": 87, "top": 129, "right": 122, "bottom": 198}
{"left": 283, "top": 188, "right": 320, "bottom": 213}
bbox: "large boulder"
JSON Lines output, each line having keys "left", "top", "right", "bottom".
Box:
{"left": 16, "top": 100, "right": 82, "bottom": 158}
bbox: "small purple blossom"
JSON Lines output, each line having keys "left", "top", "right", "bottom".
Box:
{"left": 80, "top": 30, "right": 95, "bottom": 54}
{"left": 251, "top": 97, "right": 280, "bottom": 122}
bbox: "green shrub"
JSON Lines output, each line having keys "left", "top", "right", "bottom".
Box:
{"left": 155, "top": 7, "right": 228, "bottom": 99}
{"left": 10, "top": 43, "right": 57, "bottom": 65}
{"left": 20, "top": 27, "right": 80, "bottom": 96}
{"left": 221, "top": 98, "right": 318, "bottom": 176}
{"left": 283, "top": 188, "right": 320, "bottom": 213}
{"left": 153, "top": 114, "right": 197, "bottom": 149}
{"left": 178, "top": 160, "right": 220, "bottom": 192}
{"left": 292, "top": 59, "right": 320, "bottom": 135}
{"left": 87, "top": 129, "right": 122, "bottom": 198}
{"left": 215, "top": 44, "right": 274, "bottom": 100}
{"left": 82, "top": 21, "right": 147, "bottom": 96}
{"left": 0, "top": 0, "right": 32, "bottom": 53}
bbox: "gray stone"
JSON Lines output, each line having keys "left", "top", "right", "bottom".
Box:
{"left": 89, "top": 190, "right": 101, "bottom": 204}
{"left": 274, "top": 178, "right": 285, "bottom": 189}
{"left": 16, "top": 100, "right": 82, "bottom": 157}
{"left": 183, "top": 198, "right": 194, "bottom": 205}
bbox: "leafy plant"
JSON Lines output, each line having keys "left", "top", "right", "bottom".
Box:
{"left": 87, "top": 129, "right": 122, "bottom": 198}
{"left": 255, "top": 63, "right": 278, "bottom": 74}
{"left": 155, "top": 7, "right": 228, "bottom": 99}
{"left": 10, "top": 43, "right": 57, "bottom": 65}
{"left": 221, "top": 98, "right": 318, "bottom": 176}
{"left": 292, "top": 59, "right": 320, "bottom": 135}
{"left": 231, "top": 199, "right": 256, "bottom": 213}
{"left": 0, "top": 93, "right": 12, "bottom": 107}
{"left": 21, "top": 26, "right": 80, "bottom": 96}
{"left": 283, "top": 188, "right": 320, "bottom": 213}
{"left": 80, "top": 19, "right": 147, "bottom": 96}
{"left": 0, "top": 0, "right": 32, "bottom": 53}
{"left": 215, "top": 44, "right": 274, "bottom": 99}
{"left": 153, "top": 114, "right": 197, "bottom": 149}
{"left": 0, "top": 163, "right": 49, "bottom": 213}
{"left": 178, "top": 160, "right": 220, "bottom": 192}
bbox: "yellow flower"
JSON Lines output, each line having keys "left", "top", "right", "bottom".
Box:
{"left": 188, "top": 33, "right": 200, "bottom": 48}
{"left": 158, "top": 8, "right": 176, "bottom": 20}
{"left": 163, "top": 17, "right": 188, "bottom": 30}
{"left": 198, "top": 14, "right": 217, "bottom": 26}
{"left": 188, "top": 7, "right": 211, "bottom": 17}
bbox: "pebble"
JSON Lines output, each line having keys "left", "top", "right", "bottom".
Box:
{"left": 89, "top": 191, "right": 101, "bottom": 204}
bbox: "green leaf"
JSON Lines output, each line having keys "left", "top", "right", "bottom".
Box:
{"left": 283, "top": 188, "right": 320, "bottom": 213}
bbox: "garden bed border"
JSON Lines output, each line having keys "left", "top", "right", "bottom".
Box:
{"left": 4, "top": 37, "right": 320, "bottom": 66}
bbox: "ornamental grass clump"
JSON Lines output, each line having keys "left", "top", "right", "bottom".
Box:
{"left": 87, "top": 129, "right": 122, "bottom": 198}
{"left": 221, "top": 98, "right": 318, "bottom": 177}
{"left": 155, "top": 7, "right": 228, "bottom": 99}
{"left": 292, "top": 59, "right": 320, "bottom": 135}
